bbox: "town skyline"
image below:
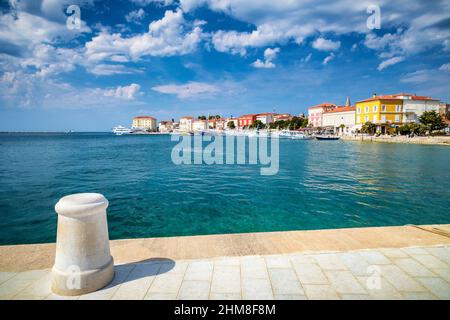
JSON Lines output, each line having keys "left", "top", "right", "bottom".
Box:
{"left": 1, "top": 0, "right": 449, "bottom": 132}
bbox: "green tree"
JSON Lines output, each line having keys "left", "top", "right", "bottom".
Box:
{"left": 251, "top": 120, "right": 265, "bottom": 129}
{"left": 362, "top": 121, "right": 377, "bottom": 135}
{"left": 227, "top": 121, "right": 236, "bottom": 129}
{"left": 419, "top": 111, "right": 446, "bottom": 133}
{"left": 198, "top": 115, "right": 207, "bottom": 120}
{"left": 288, "top": 116, "right": 306, "bottom": 130}
{"left": 397, "top": 123, "right": 428, "bottom": 136}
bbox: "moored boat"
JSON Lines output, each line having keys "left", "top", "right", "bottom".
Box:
{"left": 316, "top": 135, "right": 340, "bottom": 141}
{"left": 112, "top": 125, "right": 131, "bottom": 135}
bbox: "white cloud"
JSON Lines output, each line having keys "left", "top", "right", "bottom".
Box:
{"left": 0, "top": 68, "right": 143, "bottom": 109}
{"left": 85, "top": 9, "right": 204, "bottom": 61}
{"left": 377, "top": 56, "right": 405, "bottom": 71}
{"left": 439, "top": 63, "right": 450, "bottom": 72}
{"left": 252, "top": 47, "right": 280, "bottom": 68}
{"left": 322, "top": 53, "right": 335, "bottom": 65}
{"left": 0, "top": 1, "right": 91, "bottom": 57}
{"left": 152, "top": 81, "right": 220, "bottom": 99}
{"left": 90, "top": 64, "right": 142, "bottom": 75}
{"left": 312, "top": 38, "right": 341, "bottom": 51}
{"left": 104, "top": 84, "right": 141, "bottom": 99}
{"left": 399, "top": 68, "right": 450, "bottom": 97}
{"left": 125, "top": 8, "right": 146, "bottom": 23}
{"left": 130, "top": 0, "right": 173, "bottom": 6}
{"left": 301, "top": 53, "right": 312, "bottom": 63}
{"left": 212, "top": 24, "right": 286, "bottom": 55}
{"left": 183, "top": 0, "right": 450, "bottom": 65}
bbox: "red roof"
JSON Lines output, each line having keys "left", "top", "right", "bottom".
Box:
{"left": 308, "top": 103, "right": 337, "bottom": 109}
{"left": 324, "top": 106, "right": 356, "bottom": 113}
{"left": 391, "top": 93, "right": 435, "bottom": 100}
{"left": 274, "top": 115, "right": 292, "bottom": 120}
{"left": 180, "top": 116, "right": 193, "bottom": 119}
{"left": 257, "top": 113, "right": 275, "bottom": 116}
{"left": 239, "top": 114, "right": 256, "bottom": 119}
{"left": 357, "top": 95, "right": 403, "bottom": 103}
{"left": 134, "top": 116, "right": 156, "bottom": 119}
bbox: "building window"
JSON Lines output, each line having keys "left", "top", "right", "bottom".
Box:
{"left": 396, "top": 105, "right": 401, "bottom": 112}
{"left": 357, "top": 116, "right": 361, "bottom": 123}
{"left": 365, "top": 106, "right": 369, "bottom": 113}
{"left": 365, "top": 116, "right": 369, "bottom": 122}
{"left": 373, "top": 106, "right": 377, "bottom": 112}
{"left": 381, "top": 105, "right": 386, "bottom": 112}
{"left": 357, "top": 107, "right": 361, "bottom": 114}
{"left": 381, "top": 115, "right": 386, "bottom": 123}
{"left": 373, "top": 115, "right": 377, "bottom": 123}
{"left": 395, "top": 115, "right": 400, "bottom": 122}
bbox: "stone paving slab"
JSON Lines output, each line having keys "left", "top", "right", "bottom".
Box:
{"left": 2, "top": 224, "right": 449, "bottom": 272}
{"left": 0, "top": 245, "right": 449, "bottom": 300}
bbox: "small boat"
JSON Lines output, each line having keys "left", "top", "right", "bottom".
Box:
{"left": 278, "top": 130, "right": 293, "bottom": 138}
{"left": 112, "top": 125, "right": 131, "bottom": 135}
{"left": 316, "top": 135, "right": 340, "bottom": 141}
{"left": 290, "top": 133, "right": 314, "bottom": 140}
{"left": 171, "top": 131, "right": 193, "bottom": 136}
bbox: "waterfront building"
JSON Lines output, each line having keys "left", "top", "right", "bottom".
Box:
{"left": 389, "top": 93, "right": 442, "bottom": 124}
{"left": 355, "top": 94, "right": 403, "bottom": 133}
{"left": 213, "top": 118, "right": 227, "bottom": 130}
{"left": 322, "top": 106, "right": 356, "bottom": 135}
{"left": 238, "top": 114, "right": 257, "bottom": 127}
{"left": 307, "top": 103, "right": 337, "bottom": 128}
{"left": 132, "top": 116, "right": 157, "bottom": 132}
{"left": 207, "top": 118, "right": 226, "bottom": 130}
{"left": 225, "top": 118, "right": 239, "bottom": 129}
{"left": 179, "top": 116, "right": 193, "bottom": 132}
{"left": 273, "top": 113, "right": 293, "bottom": 122}
{"left": 158, "top": 121, "right": 174, "bottom": 132}
{"left": 256, "top": 113, "right": 275, "bottom": 124}
{"left": 192, "top": 119, "right": 208, "bottom": 131}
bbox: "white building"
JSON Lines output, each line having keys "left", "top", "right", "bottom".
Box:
{"left": 132, "top": 116, "right": 157, "bottom": 132}
{"left": 392, "top": 94, "right": 441, "bottom": 123}
{"left": 179, "top": 117, "right": 193, "bottom": 132}
{"left": 256, "top": 113, "right": 275, "bottom": 124}
{"left": 210, "top": 118, "right": 227, "bottom": 130}
{"left": 307, "top": 103, "right": 337, "bottom": 128}
{"left": 322, "top": 106, "right": 356, "bottom": 135}
{"left": 224, "top": 118, "right": 238, "bottom": 129}
{"left": 158, "top": 121, "right": 173, "bottom": 132}
{"left": 192, "top": 119, "right": 208, "bottom": 131}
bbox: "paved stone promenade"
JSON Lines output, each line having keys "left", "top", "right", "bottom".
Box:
{"left": 1, "top": 245, "right": 449, "bottom": 300}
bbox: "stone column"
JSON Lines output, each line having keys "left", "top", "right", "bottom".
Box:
{"left": 51, "top": 193, "right": 114, "bottom": 296}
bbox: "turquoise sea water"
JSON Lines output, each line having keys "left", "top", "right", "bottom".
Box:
{"left": 0, "top": 132, "right": 449, "bottom": 245}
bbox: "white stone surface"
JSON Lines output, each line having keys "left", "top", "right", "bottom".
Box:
{"left": 1, "top": 245, "right": 449, "bottom": 300}
{"left": 52, "top": 193, "right": 114, "bottom": 296}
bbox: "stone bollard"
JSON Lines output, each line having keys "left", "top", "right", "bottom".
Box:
{"left": 51, "top": 193, "right": 114, "bottom": 296}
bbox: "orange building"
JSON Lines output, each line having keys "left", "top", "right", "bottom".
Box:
{"left": 238, "top": 114, "right": 257, "bottom": 127}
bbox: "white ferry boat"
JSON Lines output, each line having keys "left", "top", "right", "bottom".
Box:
{"left": 112, "top": 125, "right": 132, "bottom": 135}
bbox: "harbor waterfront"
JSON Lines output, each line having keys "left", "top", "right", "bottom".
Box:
{"left": 0, "top": 132, "right": 449, "bottom": 245}
{"left": 1, "top": 225, "right": 450, "bottom": 299}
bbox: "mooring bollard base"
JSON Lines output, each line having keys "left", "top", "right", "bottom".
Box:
{"left": 51, "top": 257, "right": 115, "bottom": 296}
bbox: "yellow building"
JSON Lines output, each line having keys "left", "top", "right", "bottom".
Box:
{"left": 132, "top": 116, "right": 157, "bottom": 132}
{"left": 355, "top": 94, "right": 403, "bottom": 133}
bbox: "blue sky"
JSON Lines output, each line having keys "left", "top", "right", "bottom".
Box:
{"left": 0, "top": 0, "right": 449, "bottom": 131}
